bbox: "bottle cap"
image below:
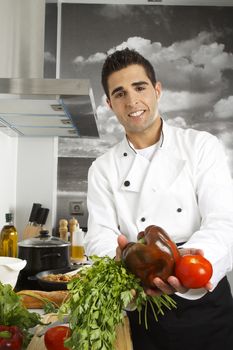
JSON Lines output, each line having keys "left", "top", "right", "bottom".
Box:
{"left": 72, "top": 226, "right": 84, "bottom": 245}
{"left": 5, "top": 213, "right": 13, "bottom": 223}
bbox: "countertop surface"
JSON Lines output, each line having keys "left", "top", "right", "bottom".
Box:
{"left": 27, "top": 312, "right": 133, "bottom": 350}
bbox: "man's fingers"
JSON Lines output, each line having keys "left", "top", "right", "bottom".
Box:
{"left": 115, "top": 234, "right": 128, "bottom": 260}
{"left": 115, "top": 246, "right": 121, "bottom": 261}
{"left": 117, "top": 234, "right": 128, "bottom": 250}
{"left": 179, "top": 248, "right": 204, "bottom": 256}
{"left": 167, "top": 276, "right": 188, "bottom": 294}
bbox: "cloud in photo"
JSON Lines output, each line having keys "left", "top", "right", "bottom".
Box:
{"left": 59, "top": 136, "right": 113, "bottom": 158}
{"left": 73, "top": 32, "right": 233, "bottom": 96}
{"left": 44, "top": 51, "right": 56, "bottom": 63}
{"left": 159, "top": 90, "right": 217, "bottom": 113}
{"left": 213, "top": 96, "right": 233, "bottom": 119}
{"left": 164, "top": 116, "right": 188, "bottom": 129}
{"left": 73, "top": 52, "right": 106, "bottom": 65}
{"left": 98, "top": 4, "right": 133, "bottom": 19}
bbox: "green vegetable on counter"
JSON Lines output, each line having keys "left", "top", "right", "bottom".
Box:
{"left": 59, "top": 256, "right": 176, "bottom": 350}
{"left": 0, "top": 282, "right": 42, "bottom": 349}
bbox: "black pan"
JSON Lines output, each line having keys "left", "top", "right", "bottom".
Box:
{"left": 36, "top": 263, "right": 91, "bottom": 291}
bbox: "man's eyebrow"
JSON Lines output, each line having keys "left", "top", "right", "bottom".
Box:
{"left": 132, "top": 81, "right": 149, "bottom": 87}
{"left": 111, "top": 81, "right": 149, "bottom": 97}
{"left": 111, "top": 86, "right": 123, "bottom": 96}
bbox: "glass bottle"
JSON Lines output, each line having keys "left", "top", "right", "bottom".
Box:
{"left": 70, "top": 219, "right": 85, "bottom": 262}
{"left": 0, "top": 213, "right": 18, "bottom": 257}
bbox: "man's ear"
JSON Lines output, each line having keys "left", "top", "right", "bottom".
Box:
{"left": 106, "top": 97, "right": 112, "bottom": 109}
{"left": 155, "top": 81, "right": 162, "bottom": 99}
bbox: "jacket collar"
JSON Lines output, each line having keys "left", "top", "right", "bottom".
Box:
{"left": 118, "top": 120, "right": 186, "bottom": 193}
{"left": 119, "top": 118, "right": 170, "bottom": 156}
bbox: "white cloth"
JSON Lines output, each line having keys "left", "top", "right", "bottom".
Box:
{"left": 84, "top": 120, "right": 233, "bottom": 300}
{"left": 134, "top": 139, "right": 160, "bottom": 161}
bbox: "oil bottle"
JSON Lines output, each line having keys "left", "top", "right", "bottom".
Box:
{"left": 0, "top": 213, "right": 18, "bottom": 257}
{"left": 69, "top": 218, "right": 86, "bottom": 262}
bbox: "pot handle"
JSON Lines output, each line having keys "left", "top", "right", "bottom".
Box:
{"left": 27, "top": 275, "right": 37, "bottom": 281}
{"left": 41, "top": 252, "right": 61, "bottom": 259}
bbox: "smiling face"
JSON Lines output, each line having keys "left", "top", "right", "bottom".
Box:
{"left": 107, "top": 64, "right": 162, "bottom": 147}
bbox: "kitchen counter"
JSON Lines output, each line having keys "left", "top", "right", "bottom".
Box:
{"left": 17, "top": 289, "right": 133, "bottom": 350}
{"left": 27, "top": 313, "right": 64, "bottom": 350}
{"left": 27, "top": 312, "right": 133, "bottom": 350}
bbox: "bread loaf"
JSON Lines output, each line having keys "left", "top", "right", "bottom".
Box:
{"left": 17, "top": 290, "right": 69, "bottom": 309}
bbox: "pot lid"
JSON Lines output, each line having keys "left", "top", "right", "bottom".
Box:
{"left": 18, "top": 230, "right": 70, "bottom": 248}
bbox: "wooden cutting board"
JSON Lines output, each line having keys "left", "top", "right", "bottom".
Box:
{"left": 27, "top": 313, "right": 133, "bottom": 350}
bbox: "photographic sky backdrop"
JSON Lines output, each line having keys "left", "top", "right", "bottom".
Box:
{"left": 45, "top": 4, "right": 233, "bottom": 174}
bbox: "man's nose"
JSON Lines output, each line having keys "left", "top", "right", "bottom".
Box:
{"left": 126, "top": 91, "right": 138, "bottom": 106}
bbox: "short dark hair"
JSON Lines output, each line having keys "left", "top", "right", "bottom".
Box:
{"left": 101, "top": 48, "right": 157, "bottom": 98}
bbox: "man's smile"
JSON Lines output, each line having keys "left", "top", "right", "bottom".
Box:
{"left": 128, "top": 110, "right": 145, "bottom": 118}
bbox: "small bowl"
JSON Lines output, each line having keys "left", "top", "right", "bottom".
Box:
{"left": 0, "top": 257, "right": 27, "bottom": 289}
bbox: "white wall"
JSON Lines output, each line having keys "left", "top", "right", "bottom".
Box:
{"left": 15, "top": 137, "right": 58, "bottom": 239}
{"left": 0, "top": 132, "right": 58, "bottom": 238}
{"left": 0, "top": 131, "right": 18, "bottom": 228}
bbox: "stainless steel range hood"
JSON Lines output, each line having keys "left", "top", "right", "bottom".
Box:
{"left": 0, "top": 77, "right": 99, "bottom": 137}
{"left": 0, "top": 0, "right": 99, "bottom": 138}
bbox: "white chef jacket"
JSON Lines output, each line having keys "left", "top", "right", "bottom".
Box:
{"left": 85, "top": 120, "right": 233, "bottom": 300}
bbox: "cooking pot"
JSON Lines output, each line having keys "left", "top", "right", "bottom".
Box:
{"left": 17, "top": 230, "right": 70, "bottom": 290}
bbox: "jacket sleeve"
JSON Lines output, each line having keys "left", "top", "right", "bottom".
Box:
{"left": 178, "top": 133, "right": 233, "bottom": 299}
{"left": 84, "top": 161, "right": 120, "bottom": 258}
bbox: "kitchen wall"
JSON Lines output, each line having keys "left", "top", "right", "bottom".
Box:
{"left": 0, "top": 133, "right": 17, "bottom": 228}
{"left": 0, "top": 134, "right": 57, "bottom": 237}
{"left": 15, "top": 137, "right": 58, "bottom": 237}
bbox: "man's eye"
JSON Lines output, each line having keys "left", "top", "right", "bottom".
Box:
{"left": 136, "top": 86, "right": 145, "bottom": 91}
{"left": 115, "top": 91, "right": 125, "bottom": 98}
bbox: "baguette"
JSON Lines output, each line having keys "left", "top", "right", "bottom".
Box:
{"left": 17, "top": 290, "right": 69, "bottom": 309}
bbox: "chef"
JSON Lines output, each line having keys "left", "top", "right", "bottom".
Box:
{"left": 84, "top": 48, "right": 233, "bottom": 350}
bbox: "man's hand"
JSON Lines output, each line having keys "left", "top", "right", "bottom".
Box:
{"left": 146, "top": 247, "right": 213, "bottom": 296}
{"left": 116, "top": 236, "right": 213, "bottom": 296}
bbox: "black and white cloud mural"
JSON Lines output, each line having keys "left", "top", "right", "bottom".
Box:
{"left": 45, "top": 3, "right": 233, "bottom": 174}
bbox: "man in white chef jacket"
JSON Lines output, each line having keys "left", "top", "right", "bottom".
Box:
{"left": 84, "top": 48, "right": 233, "bottom": 350}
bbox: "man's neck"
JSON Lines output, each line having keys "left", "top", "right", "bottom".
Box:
{"left": 127, "top": 117, "right": 162, "bottom": 149}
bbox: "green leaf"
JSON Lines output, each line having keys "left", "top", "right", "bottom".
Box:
{"left": 0, "top": 282, "right": 42, "bottom": 349}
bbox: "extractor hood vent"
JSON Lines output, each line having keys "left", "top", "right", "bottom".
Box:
{"left": 0, "top": 78, "right": 99, "bottom": 138}
{"left": 0, "top": 0, "right": 99, "bottom": 138}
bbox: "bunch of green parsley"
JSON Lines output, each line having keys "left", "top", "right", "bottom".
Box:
{"left": 59, "top": 256, "right": 176, "bottom": 350}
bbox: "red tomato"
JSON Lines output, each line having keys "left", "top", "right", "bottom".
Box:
{"left": 175, "top": 254, "right": 213, "bottom": 289}
{"left": 44, "top": 325, "right": 71, "bottom": 350}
